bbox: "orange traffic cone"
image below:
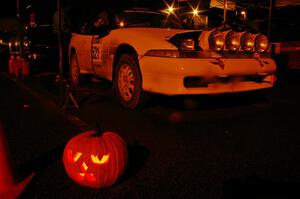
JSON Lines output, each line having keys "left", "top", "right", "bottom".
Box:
{"left": 0, "top": 121, "right": 35, "bottom": 199}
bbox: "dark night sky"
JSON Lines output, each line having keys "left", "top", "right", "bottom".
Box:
{"left": 0, "top": 0, "right": 166, "bottom": 18}
{"left": 1, "top": 0, "right": 299, "bottom": 41}
{"left": 1, "top": 1, "right": 17, "bottom": 17}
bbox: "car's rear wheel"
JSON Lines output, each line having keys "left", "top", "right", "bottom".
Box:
{"left": 114, "top": 54, "right": 146, "bottom": 109}
{"left": 70, "top": 52, "right": 80, "bottom": 86}
{"left": 70, "top": 52, "right": 90, "bottom": 86}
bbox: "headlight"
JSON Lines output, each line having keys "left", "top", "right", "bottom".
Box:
{"left": 145, "top": 50, "right": 180, "bottom": 58}
{"left": 255, "top": 34, "right": 268, "bottom": 53}
{"left": 241, "top": 32, "right": 255, "bottom": 52}
{"left": 225, "top": 31, "right": 240, "bottom": 51}
{"left": 209, "top": 31, "right": 225, "bottom": 51}
{"left": 180, "top": 38, "right": 195, "bottom": 50}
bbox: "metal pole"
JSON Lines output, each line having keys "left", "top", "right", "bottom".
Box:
{"left": 16, "top": 0, "right": 23, "bottom": 57}
{"left": 223, "top": 0, "right": 228, "bottom": 23}
{"left": 57, "top": 0, "right": 64, "bottom": 102}
{"left": 267, "top": 0, "right": 274, "bottom": 39}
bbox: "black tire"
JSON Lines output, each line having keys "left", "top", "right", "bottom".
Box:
{"left": 69, "top": 52, "right": 90, "bottom": 86}
{"left": 113, "top": 54, "right": 146, "bottom": 109}
{"left": 69, "top": 52, "right": 80, "bottom": 86}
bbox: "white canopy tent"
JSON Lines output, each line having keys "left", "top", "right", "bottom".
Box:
{"left": 275, "top": 0, "right": 300, "bottom": 7}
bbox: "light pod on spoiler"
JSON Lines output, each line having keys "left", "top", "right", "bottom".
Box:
{"left": 225, "top": 31, "right": 243, "bottom": 51}
{"left": 255, "top": 34, "right": 269, "bottom": 53}
{"left": 199, "top": 29, "right": 226, "bottom": 52}
{"left": 241, "top": 32, "right": 256, "bottom": 52}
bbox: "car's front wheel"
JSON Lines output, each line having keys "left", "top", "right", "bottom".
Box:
{"left": 114, "top": 54, "right": 145, "bottom": 109}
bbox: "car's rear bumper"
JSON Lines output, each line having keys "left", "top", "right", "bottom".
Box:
{"left": 139, "top": 57, "right": 277, "bottom": 95}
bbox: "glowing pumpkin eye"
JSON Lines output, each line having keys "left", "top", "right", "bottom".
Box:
{"left": 91, "top": 154, "right": 110, "bottom": 164}
{"left": 73, "top": 152, "right": 82, "bottom": 162}
{"left": 67, "top": 150, "right": 82, "bottom": 163}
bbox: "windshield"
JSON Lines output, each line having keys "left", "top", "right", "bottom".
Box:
{"left": 116, "top": 10, "right": 184, "bottom": 29}
{"left": 179, "top": 8, "right": 257, "bottom": 32}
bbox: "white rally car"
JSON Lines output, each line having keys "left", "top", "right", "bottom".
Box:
{"left": 69, "top": 8, "right": 276, "bottom": 109}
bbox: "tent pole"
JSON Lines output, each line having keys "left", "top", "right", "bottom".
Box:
{"left": 268, "top": 0, "right": 274, "bottom": 39}
{"left": 57, "top": 0, "right": 64, "bottom": 102}
{"left": 16, "top": 0, "right": 23, "bottom": 57}
{"left": 223, "top": 0, "right": 228, "bottom": 23}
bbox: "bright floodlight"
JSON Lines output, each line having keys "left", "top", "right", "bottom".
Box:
{"left": 193, "top": 9, "right": 199, "bottom": 16}
{"left": 168, "top": 6, "right": 174, "bottom": 13}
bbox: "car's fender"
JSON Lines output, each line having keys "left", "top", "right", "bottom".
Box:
{"left": 108, "top": 28, "right": 193, "bottom": 55}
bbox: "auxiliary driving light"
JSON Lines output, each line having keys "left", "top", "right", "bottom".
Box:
{"left": 226, "top": 31, "right": 241, "bottom": 51}
{"left": 209, "top": 31, "right": 225, "bottom": 51}
{"left": 241, "top": 32, "right": 255, "bottom": 52}
{"left": 255, "top": 34, "right": 269, "bottom": 53}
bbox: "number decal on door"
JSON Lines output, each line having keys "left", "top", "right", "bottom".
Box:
{"left": 91, "top": 38, "right": 102, "bottom": 66}
{"left": 91, "top": 46, "right": 99, "bottom": 60}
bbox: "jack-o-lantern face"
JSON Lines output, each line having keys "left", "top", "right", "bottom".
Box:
{"left": 63, "top": 131, "right": 127, "bottom": 188}
{"left": 66, "top": 150, "right": 110, "bottom": 182}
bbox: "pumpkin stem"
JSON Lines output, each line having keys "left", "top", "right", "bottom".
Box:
{"left": 92, "top": 122, "right": 104, "bottom": 137}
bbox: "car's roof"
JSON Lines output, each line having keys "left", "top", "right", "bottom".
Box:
{"left": 123, "top": 9, "right": 162, "bottom": 15}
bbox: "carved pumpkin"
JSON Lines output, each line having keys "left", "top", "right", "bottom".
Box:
{"left": 63, "top": 129, "right": 127, "bottom": 188}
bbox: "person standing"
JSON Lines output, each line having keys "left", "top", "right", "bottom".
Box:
{"left": 52, "top": 0, "right": 71, "bottom": 76}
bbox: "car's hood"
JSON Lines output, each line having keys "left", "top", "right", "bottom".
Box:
{"left": 119, "top": 27, "right": 196, "bottom": 40}
{"left": 109, "top": 27, "right": 200, "bottom": 54}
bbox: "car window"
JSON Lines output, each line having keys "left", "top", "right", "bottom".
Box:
{"left": 93, "top": 11, "right": 109, "bottom": 28}
{"left": 115, "top": 10, "right": 183, "bottom": 29}
{"left": 88, "top": 10, "right": 112, "bottom": 36}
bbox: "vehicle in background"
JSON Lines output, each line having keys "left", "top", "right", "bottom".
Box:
{"left": 16, "top": 1, "right": 59, "bottom": 73}
{"left": 23, "top": 24, "right": 58, "bottom": 73}
{"left": 0, "top": 32, "right": 10, "bottom": 72}
{"left": 0, "top": 31, "right": 17, "bottom": 72}
{"left": 271, "top": 4, "right": 300, "bottom": 78}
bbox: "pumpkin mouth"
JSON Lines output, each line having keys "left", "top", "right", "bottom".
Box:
{"left": 77, "top": 173, "right": 96, "bottom": 182}
{"left": 75, "top": 162, "right": 96, "bottom": 182}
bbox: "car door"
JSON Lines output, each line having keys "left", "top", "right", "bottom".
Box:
{"left": 91, "top": 33, "right": 112, "bottom": 77}
{"left": 73, "top": 34, "right": 93, "bottom": 74}
{"left": 90, "top": 10, "right": 112, "bottom": 78}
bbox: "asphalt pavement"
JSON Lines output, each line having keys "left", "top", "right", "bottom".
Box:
{"left": 0, "top": 72, "right": 300, "bottom": 199}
